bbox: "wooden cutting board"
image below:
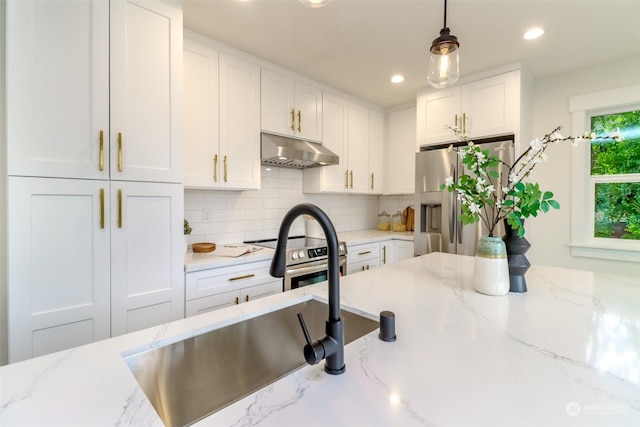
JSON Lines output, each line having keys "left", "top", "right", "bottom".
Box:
{"left": 405, "top": 206, "right": 415, "bottom": 231}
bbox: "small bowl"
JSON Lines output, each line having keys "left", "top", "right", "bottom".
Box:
{"left": 192, "top": 242, "right": 216, "bottom": 253}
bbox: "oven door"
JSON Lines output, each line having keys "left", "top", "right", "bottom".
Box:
{"left": 284, "top": 257, "right": 346, "bottom": 291}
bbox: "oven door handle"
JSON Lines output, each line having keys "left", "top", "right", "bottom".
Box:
{"left": 286, "top": 262, "right": 329, "bottom": 276}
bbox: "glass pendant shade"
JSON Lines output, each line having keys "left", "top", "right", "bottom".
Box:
{"left": 428, "top": 28, "right": 460, "bottom": 89}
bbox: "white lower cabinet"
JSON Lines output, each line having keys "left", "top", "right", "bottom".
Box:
{"left": 348, "top": 240, "right": 415, "bottom": 275}
{"left": 185, "top": 260, "right": 282, "bottom": 317}
{"left": 7, "top": 177, "right": 184, "bottom": 362}
{"left": 347, "top": 242, "right": 381, "bottom": 274}
{"left": 381, "top": 239, "right": 415, "bottom": 265}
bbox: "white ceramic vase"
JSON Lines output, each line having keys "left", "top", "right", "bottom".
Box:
{"left": 473, "top": 236, "right": 510, "bottom": 296}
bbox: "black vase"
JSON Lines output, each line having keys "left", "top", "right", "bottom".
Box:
{"left": 502, "top": 219, "right": 531, "bottom": 293}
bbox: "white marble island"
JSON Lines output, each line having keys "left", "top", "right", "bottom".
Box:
{"left": 2, "top": 253, "right": 639, "bottom": 426}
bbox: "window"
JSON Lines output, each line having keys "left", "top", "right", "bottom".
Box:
{"left": 590, "top": 110, "right": 640, "bottom": 241}
{"left": 569, "top": 84, "right": 640, "bottom": 262}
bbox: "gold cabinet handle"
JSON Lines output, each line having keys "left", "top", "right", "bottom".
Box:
{"left": 371, "top": 173, "right": 374, "bottom": 190}
{"left": 345, "top": 170, "right": 349, "bottom": 189}
{"left": 297, "top": 110, "right": 301, "bottom": 133}
{"left": 213, "top": 154, "right": 218, "bottom": 182}
{"left": 358, "top": 250, "right": 371, "bottom": 256}
{"left": 229, "top": 273, "right": 255, "bottom": 282}
{"left": 223, "top": 155, "right": 228, "bottom": 182}
{"left": 244, "top": 295, "right": 249, "bottom": 302}
{"left": 361, "top": 266, "right": 365, "bottom": 271}
{"left": 463, "top": 113, "right": 467, "bottom": 134}
{"left": 100, "top": 188, "right": 105, "bottom": 229}
{"left": 117, "top": 132, "right": 123, "bottom": 172}
{"left": 235, "top": 297, "right": 239, "bottom": 305}
{"left": 382, "top": 245, "right": 387, "bottom": 264}
{"left": 455, "top": 114, "right": 458, "bottom": 128}
{"left": 290, "top": 108, "right": 295, "bottom": 131}
{"left": 99, "top": 130, "right": 104, "bottom": 171}
{"left": 117, "top": 189, "right": 123, "bottom": 228}
{"left": 350, "top": 170, "right": 353, "bottom": 189}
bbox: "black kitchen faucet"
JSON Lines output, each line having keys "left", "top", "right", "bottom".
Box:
{"left": 270, "top": 203, "right": 345, "bottom": 375}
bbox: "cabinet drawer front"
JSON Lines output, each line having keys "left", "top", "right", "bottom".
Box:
{"left": 347, "top": 242, "right": 380, "bottom": 262}
{"left": 185, "top": 260, "right": 273, "bottom": 300}
{"left": 185, "top": 291, "right": 238, "bottom": 317}
{"left": 347, "top": 259, "right": 379, "bottom": 275}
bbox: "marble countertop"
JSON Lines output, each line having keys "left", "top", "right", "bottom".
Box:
{"left": 184, "top": 229, "right": 414, "bottom": 272}
{"left": 2, "top": 253, "right": 639, "bottom": 426}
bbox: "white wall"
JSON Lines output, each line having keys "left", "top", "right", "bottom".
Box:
{"left": 526, "top": 56, "right": 640, "bottom": 276}
{"left": 184, "top": 166, "right": 380, "bottom": 246}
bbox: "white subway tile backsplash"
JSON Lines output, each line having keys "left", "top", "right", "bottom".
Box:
{"left": 184, "top": 166, "right": 409, "bottom": 245}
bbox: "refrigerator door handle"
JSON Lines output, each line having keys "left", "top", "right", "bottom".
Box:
{"left": 449, "top": 163, "right": 455, "bottom": 244}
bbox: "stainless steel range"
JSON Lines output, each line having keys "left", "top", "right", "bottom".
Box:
{"left": 245, "top": 236, "right": 347, "bottom": 291}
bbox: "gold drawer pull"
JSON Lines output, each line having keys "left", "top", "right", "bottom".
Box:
{"left": 358, "top": 250, "right": 372, "bottom": 256}
{"left": 235, "top": 297, "right": 239, "bottom": 305}
{"left": 99, "top": 130, "right": 104, "bottom": 171}
{"left": 117, "top": 132, "right": 123, "bottom": 172}
{"left": 223, "top": 155, "right": 228, "bottom": 182}
{"left": 344, "top": 170, "right": 349, "bottom": 189}
{"left": 350, "top": 170, "right": 353, "bottom": 188}
{"left": 291, "top": 108, "right": 295, "bottom": 131}
{"left": 245, "top": 295, "right": 249, "bottom": 302}
{"left": 100, "top": 188, "right": 105, "bottom": 229}
{"left": 229, "top": 273, "right": 255, "bottom": 282}
{"left": 117, "top": 189, "right": 123, "bottom": 228}
{"left": 213, "top": 154, "right": 218, "bottom": 182}
{"left": 297, "top": 110, "right": 301, "bottom": 133}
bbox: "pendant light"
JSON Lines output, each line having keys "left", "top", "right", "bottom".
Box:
{"left": 428, "top": 0, "right": 460, "bottom": 89}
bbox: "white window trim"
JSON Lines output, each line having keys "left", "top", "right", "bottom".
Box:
{"left": 569, "top": 84, "right": 640, "bottom": 262}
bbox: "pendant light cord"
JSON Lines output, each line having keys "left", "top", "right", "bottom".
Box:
{"left": 443, "top": 0, "right": 448, "bottom": 28}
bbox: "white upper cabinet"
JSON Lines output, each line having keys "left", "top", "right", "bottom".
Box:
{"left": 7, "top": 0, "right": 183, "bottom": 183}
{"left": 304, "top": 93, "right": 382, "bottom": 194}
{"left": 7, "top": 0, "right": 110, "bottom": 179}
{"left": 219, "top": 52, "right": 261, "bottom": 189}
{"left": 110, "top": 0, "right": 183, "bottom": 183}
{"left": 183, "top": 39, "right": 261, "bottom": 190}
{"left": 368, "top": 109, "right": 385, "bottom": 194}
{"left": 417, "top": 70, "right": 519, "bottom": 147}
{"left": 386, "top": 106, "right": 417, "bottom": 195}
{"left": 347, "top": 102, "right": 370, "bottom": 193}
{"left": 261, "top": 68, "right": 323, "bottom": 142}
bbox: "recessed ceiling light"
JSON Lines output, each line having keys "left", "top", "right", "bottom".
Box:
{"left": 391, "top": 75, "right": 405, "bottom": 83}
{"left": 524, "top": 27, "right": 544, "bottom": 40}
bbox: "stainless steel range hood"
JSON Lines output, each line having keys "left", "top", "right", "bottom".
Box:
{"left": 261, "top": 133, "right": 339, "bottom": 169}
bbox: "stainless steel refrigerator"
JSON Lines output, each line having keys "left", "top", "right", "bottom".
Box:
{"left": 414, "top": 136, "right": 515, "bottom": 256}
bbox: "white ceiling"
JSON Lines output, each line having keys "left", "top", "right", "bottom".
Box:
{"left": 183, "top": 0, "right": 640, "bottom": 108}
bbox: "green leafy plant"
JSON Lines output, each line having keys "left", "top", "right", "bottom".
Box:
{"left": 441, "top": 126, "right": 620, "bottom": 238}
{"left": 184, "top": 219, "right": 192, "bottom": 235}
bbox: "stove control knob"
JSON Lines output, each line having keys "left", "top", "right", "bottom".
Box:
{"left": 291, "top": 252, "right": 299, "bottom": 260}
{"left": 339, "top": 244, "right": 345, "bottom": 252}
{"left": 298, "top": 251, "right": 306, "bottom": 259}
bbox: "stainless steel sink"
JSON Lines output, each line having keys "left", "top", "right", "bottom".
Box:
{"left": 123, "top": 299, "right": 379, "bottom": 427}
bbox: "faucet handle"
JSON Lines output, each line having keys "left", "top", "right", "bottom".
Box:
{"left": 297, "top": 312, "right": 332, "bottom": 366}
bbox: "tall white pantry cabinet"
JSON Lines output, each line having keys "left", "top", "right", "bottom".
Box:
{"left": 6, "top": 0, "right": 184, "bottom": 362}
